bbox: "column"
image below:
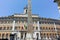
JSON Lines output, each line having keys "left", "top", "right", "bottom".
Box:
{"left": 49, "top": 37, "right": 51, "bottom": 40}
{"left": 54, "top": 23, "right": 58, "bottom": 38}
{"left": 37, "top": 21, "right": 41, "bottom": 40}
{"left": 26, "top": 33, "right": 33, "bottom": 40}
{"left": 39, "top": 33, "right": 41, "bottom": 40}
{"left": 46, "top": 37, "right": 48, "bottom": 40}
{"left": 23, "top": 33, "right": 25, "bottom": 40}
{"left": 17, "top": 32, "right": 21, "bottom": 40}
{"left": 12, "top": 20, "right": 15, "bottom": 31}
{"left": 37, "top": 21, "right": 40, "bottom": 30}
{"left": 33, "top": 32, "right": 37, "bottom": 40}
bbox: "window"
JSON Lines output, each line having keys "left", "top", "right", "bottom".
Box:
{"left": 44, "top": 33, "right": 45, "bottom": 35}
{"left": 15, "top": 21, "right": 18, "bottom": 23}
{"left": 17, "top": 21, "right": 20, "bottom": 23}
{"left": 21, "top": 33, "right": 23, "bottom": 39}
{"left": 22, "top": 21, "right": 24, "bottom": 23}
{"left": 25, "top": 33, "right": 26, "bottom": 38}
{"left": 15, "top": 27, "right": 17, "bottom": 30}
{"left": 1, "top": 21, "right": 3, "bottom": 24}
{"left": 49, "top": 27, "right": 50, "bottom": 30}
{"left": 8, "top": 21, "right": 12, "bottom": 23}
{"left": 7, "top": 27, "right": 9, "bottom": 30}
{"left": 46, "top": 27, "right": 47, "bottom": 29}
{"left": 51, "top": 28, "right": 53, "bottom": 30}
{"left": 36, "top": 33, "right": 39, "bottom": 40}
{"left": 22, "top": 27, "right": 23, "bottom": 29}
{"left": 39, "top": 22, "right": 41, "bottom": 24}
{"left": 47, "top": 33, "right": 48, "bottom": 36}
{"left": 0, "top": 27, "right": 2, "bottom": 30}
{"left": 55, "top": 33, "right": 56, "bottom": 35}
{"left": 0, "top": 34, "right": 1, "bottom": 37}
{"left": 3, "top": 27, "right": 6, "bottom": 30}
{"left": 43, "top": 27, "right": 45, "bottom": 29}
{"left": 40, "top": 27, "right": 42, "bottom": 29}
{"left": 41, "top": 33, "right": 42, "bottom": 35}
{"left": 6, "top": 33, "right": 8, "bottom": 37}
{"left": 53, "top": 34, "right": 54, "bottom": 36}
{"left": 58, "top": 34, "right": 59, "bottom": 35}
{"left": 19, "top": 26, "right": 20, "bottom": 29}
{"left": 50, "top": 33, "right": 51, "bottom": 35}
{"left": 36, "top": 27, "right": 38, "bottom": 30}
{"left": 33, "top": 27, "right": 34, "bottom": 30}
{"left": 54, "top": 28, "right": 55, "bottom": 30}
{"left": 10, "top": 27, "right": 12, "bottom": 30}
{"left": 2, "top": 33, "right": 4, "bottom": 38}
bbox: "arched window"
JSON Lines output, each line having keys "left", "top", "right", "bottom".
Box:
{"left": 10, "top": 26, "right": 12, "bottom": 30}
{"left": 0, "top": 27, "right": 2, "bottom": 30}
{"left": 6, "top": 33, "right": 8, "bottom": 38}
{"left": 2, "top": 33, "right": 4, "bottom": 38}
{"left": 7, "top": 27, "right": 9, "bottom": 30}
{"left": 19, "top": 26, "right": 20, "bottom": 29}
{"left": 46, "top": 27, "right": 47, "bottom": 29}
{"left": 36, "top": 33, "right": 39, "bottom": 40}
{"left": 36, "top": 27, "right": 38, "bottom": 30}
{"left": 22, "top": 26, "right": 23, "bottom": 29}
{"left": 43, "top": 27, "right": 45, "bottom": 29}
{"left": 15, "top": 26, "right": 17, "bottom": 30}
{"left": 3, "top": 27, "right": 6, "bottom": 30}
{"left": 50, "top": 33, "right": 51, "bottom": 36}
{"left": 49, "top": 27, "right": 50, "bottom": 30}
{"left": 54, "top": 28, "right": 55, "bottom": 30}
{"left": 21, "top": 33, "right": 23, "bottom": 39}
{"left": 0, "top": 34, "right": 1, "bottom": 37}
{"left": 40, "top": 27, "right": 42, "bottom": 29}
{"left": 51, "top": 28, "right": 53, "bottom": 30}
{"left": 47, "top": 33, "right": 48, "bottom": 36}
{"left": 44, "top": 33, "right": 45, "bottom": 36}
{"left": 41, "top": 33, "right": 42, "bottom": 36}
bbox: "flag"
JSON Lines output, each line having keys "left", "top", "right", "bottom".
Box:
{"left": 24, "top": 25, "right": 27, "bottom": 29}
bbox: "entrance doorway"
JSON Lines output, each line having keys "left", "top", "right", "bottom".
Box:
{"left": 0, "top": 38, "right": 8, "bottom": 40}
{"left": 10, "top": 34, "right": 16, "bottom": 40}
{"left": 36, "top": 33, "right": 39, "bottom": 40}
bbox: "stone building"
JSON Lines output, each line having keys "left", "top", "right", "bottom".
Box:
{"left": 0, "top": 6, "right": 60, "bottom": 40}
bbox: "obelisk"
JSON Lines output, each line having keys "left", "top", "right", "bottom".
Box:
{"left": 26, "top": 0, "right": 33, "bottom": 40}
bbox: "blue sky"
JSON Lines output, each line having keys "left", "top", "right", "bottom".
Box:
{"left": 0, "top": 0, "right": 59, "bottom": 19}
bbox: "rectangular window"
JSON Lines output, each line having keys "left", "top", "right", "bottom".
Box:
{"left": 36, "top": 27, "right": 38, "bottom": 30}
{"left": 0, "top": 27, "right": 2, "bottom": 30}
{"left": 21, "top": 33, "right": 23, "bottom": 39}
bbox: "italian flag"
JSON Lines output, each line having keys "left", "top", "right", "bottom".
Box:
{"left": 24, "top": 25, "right": 27, "bottom": 29}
